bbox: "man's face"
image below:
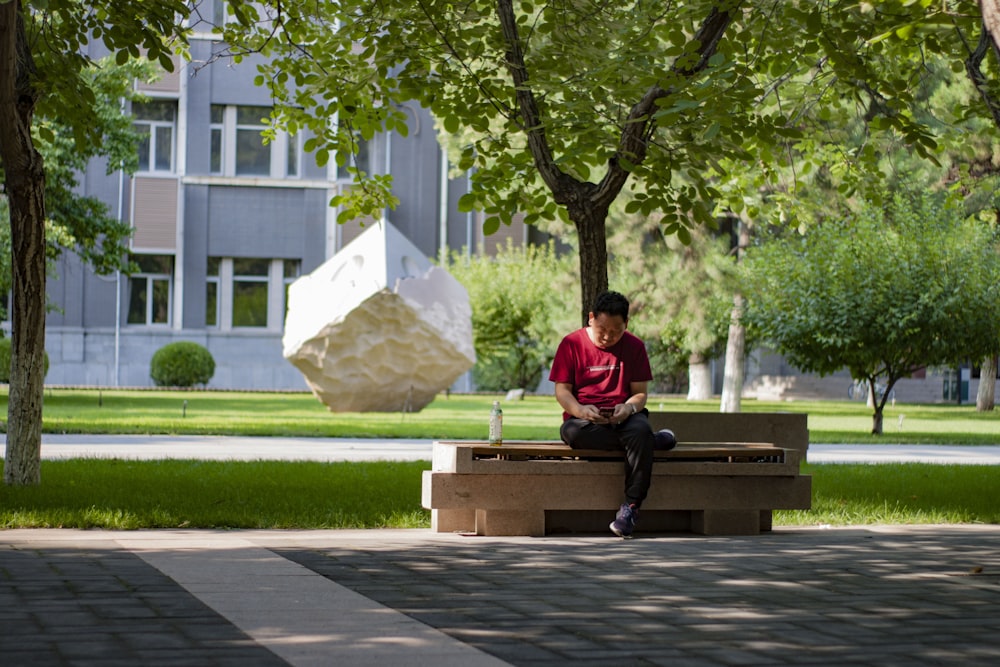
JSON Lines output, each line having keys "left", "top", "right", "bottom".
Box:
{"left": 588, "top": 312, "right": 627, "bottom": 349}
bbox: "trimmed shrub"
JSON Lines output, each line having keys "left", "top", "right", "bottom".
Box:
{"left": 0, "top": 337, "right": 50, "bottom": 383}
{"left": 150, "top": 341, "right": 215, "bottom": 388}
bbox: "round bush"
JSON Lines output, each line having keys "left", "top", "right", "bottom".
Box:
{"left": 150, "top": 341, "right": 215, "bottom": 388}
{"left": 0, "top": 337, "right": 50, "bottom": 383}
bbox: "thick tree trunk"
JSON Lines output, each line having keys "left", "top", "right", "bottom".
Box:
{"left": 1, "top": 1, "right": 47, "bottom": 485}
{"left": 571, "top": 206, "right": 609, "bottom": 325}
{"left": 687, "top": 352, "right": 713, "bottom": 400}
{"left": 977, "top": 355, "right": 998, "bottom": 412}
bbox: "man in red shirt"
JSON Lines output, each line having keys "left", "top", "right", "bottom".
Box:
{"left": 549, "top": 290, "right": 675, "bottom": 538}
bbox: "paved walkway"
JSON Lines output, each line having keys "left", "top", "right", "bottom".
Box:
{"left": 17, "top": 433, "right": 1000, "bottom": 465}
{"left": 2, "top": 526, "right": 999, "bottom": 666}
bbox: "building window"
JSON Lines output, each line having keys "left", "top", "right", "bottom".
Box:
{"left": 133, "top": 100, "right": 176, "bottom": 173}
{"left": 127, "top": 254, "right": 173, "bottom": 325}
{"left": 209, "top": 105, "right": 299, "bottom": 179}
{"left": 206, "top": 257, "right": 220, "bottom": 327}
{"left": 232, "top": 258, "right": 270, "bottom": 327}
{"left": 283, "top": 259, "right": 300, "bottom": 316}
{"left": 209, "top": 105, "right": 224, "bottom": 175}
{"left": 208, "top": 258, "right": 297, "bottom": 330}
{"left": 236, "top": 106, "right": 271, "bottom": 176}
{"left": 286, "top": 132, "right": 300, "bottom": 178}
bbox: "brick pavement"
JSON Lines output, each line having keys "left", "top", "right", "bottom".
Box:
{"left": 2, "top": 526, "right": 999, "bottom": 666}
{"left": 0, "top": 536, "right": 286, "bottom": 666}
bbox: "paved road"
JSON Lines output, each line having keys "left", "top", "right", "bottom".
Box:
{"left": 8, "top": 433, "right": 1000, "bottom": 465}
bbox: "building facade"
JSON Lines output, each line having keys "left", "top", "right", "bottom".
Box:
{"left": 41, "top": 17, "right": 535, "bottom": 390}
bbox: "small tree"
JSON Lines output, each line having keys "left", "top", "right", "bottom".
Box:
{"left": 446, "top": 240, "right": 577, "bottom": 391}
{"left": 743, "top": 189, "right": 1000, "bottom": 434}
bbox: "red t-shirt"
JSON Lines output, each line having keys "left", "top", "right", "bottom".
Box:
{"left": 549, "top": 328, "right": 653, "bottom": 420}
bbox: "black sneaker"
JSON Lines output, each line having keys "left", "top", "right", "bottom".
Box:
{"left": 653, "top": 429, "right": 677, "bottom": 451}
{"left": 610, "top": 503, "right": 638, "bottom": 538}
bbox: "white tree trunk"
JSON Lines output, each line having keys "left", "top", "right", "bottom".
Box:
{"left": 687, "top": 353, "right": 713, "bottom": 400}
{"left": 720, "top": 293, "right": 746, "bottom": 413}
{"left": 720, "top": 218, "right": 749, "bottom": 413}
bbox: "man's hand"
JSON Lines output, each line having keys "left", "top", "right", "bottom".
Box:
{"left": 609, "top": 403, "right": 632, "bottom": 424}
{"left": 582, "top": 403, "right": 632, "bottom": 425}
{"left": 579, "top": 404, "right": 606, "bottom": 423}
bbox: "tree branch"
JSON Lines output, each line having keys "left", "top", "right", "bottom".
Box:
{"left": 495, "top": 0, "right": 576, "bottom": 202}
{"left": 964, "top": 22, "right": 1000, "bottom": 129}
{"left": 594, "top": 3, "right": 739, "bottom": 206}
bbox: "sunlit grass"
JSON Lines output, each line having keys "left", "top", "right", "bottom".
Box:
{"left": 1, "top": 458, "right": 996, "bottom": 529}
{"left": 0, "top": 459, "right": 429, "bottom": 529}
{"left": 777, "top": 463, "right": 1000, "bottom": 525}
{"left": 4, "top": 387, "right": 999, "bottom": 444}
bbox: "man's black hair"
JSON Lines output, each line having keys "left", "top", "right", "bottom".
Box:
{"left": 593, "top": 290, "right": 630, "bottom": 322}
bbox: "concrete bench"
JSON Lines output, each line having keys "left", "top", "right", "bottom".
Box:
{"left": 421, "top": 411, "right": 811, "bottom": 537}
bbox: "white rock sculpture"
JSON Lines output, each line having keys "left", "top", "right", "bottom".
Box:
{"left": 282, "top": 221, "right": 476, "bottom": 412}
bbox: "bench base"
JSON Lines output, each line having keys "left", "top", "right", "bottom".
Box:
{"left": 433, "top": 507, "right": 775, "bottom": 537}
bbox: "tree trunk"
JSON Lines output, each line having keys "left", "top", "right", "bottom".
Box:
{"left": 571, "top": 205, "right": 610, "bottom": 325}
{"left": 871, "top": 409, "right": 884, "bottom": 435}
{"left": 1, "top": 1, "right": 46, "bottom": 486}
{"left": 977, "top": 355, "right": 998, "bottom": 412}
{"left": 719, "top": 293, "right": 746, "bottom": 413}
{"left": 870, "top": 377, "right": 902, "bottom": 436}
{"left": 687, "top": 352, "right": 713, "bottom": 400}
{"left": 721, "top": 218, "right": 750, "bottom": 413}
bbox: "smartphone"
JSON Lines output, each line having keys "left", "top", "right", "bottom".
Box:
{"left": 599, "top": 406, "right": 614, "bottom": 418}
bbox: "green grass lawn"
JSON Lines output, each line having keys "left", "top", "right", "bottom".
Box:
{"left": 2, "top": 387, "right": 998, "bottom": 530}
{"left": 1, "top": 459, "right": 995, "bottom": 530}
{"left": 9, "top": 387, "right": 1000, "bottom": 444}
{"left": 0, "top": 459, "right": 428, "bottom": 529}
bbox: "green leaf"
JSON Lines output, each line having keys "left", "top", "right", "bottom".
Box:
{"left": 158, "top": 51, "right": 174, "bottom": 73}
{"left": 457, "top": 193, "right": 477, "bottom": 213}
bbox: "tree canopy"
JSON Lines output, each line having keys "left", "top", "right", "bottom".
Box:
{"left": 216, "top": 1, "right": 993, "bottom": 322}
{"left": 743, "top": 188, "right": 1000, "bottom": 433}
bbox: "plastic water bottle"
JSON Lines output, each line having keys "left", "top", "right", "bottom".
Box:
{"left": 489, "top": 400, "right": 503, "bottom": 446}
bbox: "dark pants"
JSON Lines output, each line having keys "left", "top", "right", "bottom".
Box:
{"left": 559, "top": 410, "right": 655, "bottom": 508}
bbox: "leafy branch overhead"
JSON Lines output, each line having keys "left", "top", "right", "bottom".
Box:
{"left": 215, "top": 1, "right": 989, "bottom": 322}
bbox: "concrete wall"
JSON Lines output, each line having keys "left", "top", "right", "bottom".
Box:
{"left": 743, "top": 372, "right": 995, "bottom": 405}
{"left": 43, "top": 328, "right": 308, "bottom": 390}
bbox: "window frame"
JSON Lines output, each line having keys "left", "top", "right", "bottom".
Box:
{"left": 133, "top": 100, "right": 177, "bottom": 174}
{"left": 126, "top": 255, "right": 174, "bottom": 327}
{"left": 210, "top": 257, "right": 294, "bottom": 332}
{"left": 209, "top": 104, "right": 300, "bottom": 179}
